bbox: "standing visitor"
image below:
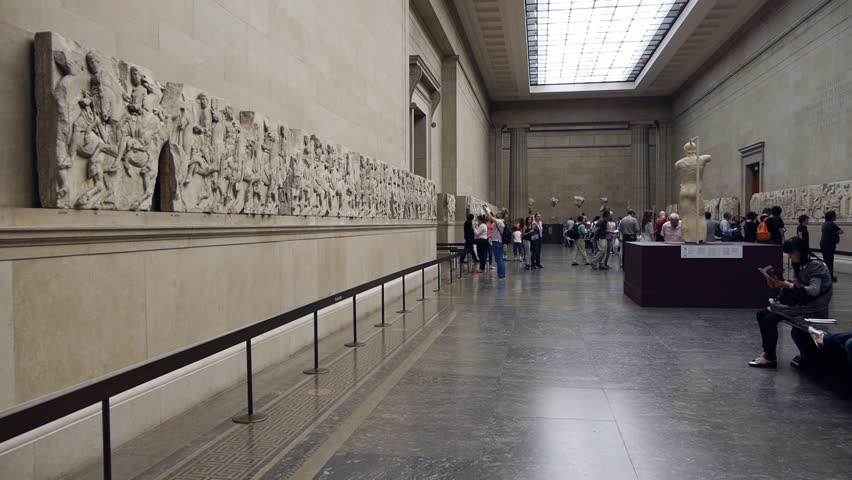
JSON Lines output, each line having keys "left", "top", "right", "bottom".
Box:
{"left": 591, "top": 210, "right": 611, "bottom": 270}
{"left": 604, "top": 215, "right": 618, "bottom": 268}
{"left": 522, "top": 216, "right": 534, "bottom": 270}
{"left": 512, "top": 225, "right": 523, "bottom": 261}
{"left": 743, "top": 211, "right": 758, "bottom": 243}
{"left": 640, "top": 211, "right": 655, "bottom": 242}
{"left": 765, "top": 206, "right": 786, "bottom": 245}
{"left": 488, "top": 210, "right": 506, "bottom": 279}
{"left": 820, "top": 210, "right": 843, "bottom": 283}
{"left": 461, "top": 213, "right": 478, "bottom": 264}
{"left": 590, "top": 215, "right": 601, "bottom": 254}
{"left": 661, "top": 213, "right": 683, "bottom": 242}
{"left": 571, "top": 216, "right": 589, "bottom": 265}
{"left": 705, "top": 211, "right": 716, "bottom": 242}
{"left": 485, "top": 214, "right": 495, "bottom": 270}
{"left": 531, "top": 213, "right": 544, "bottom": 269}
{"left": 719, "top": 212, "right": 736, "bottom": 242}
{"left": 619, "top": 210, "right": 640, "bottom": 242}
{"left": 564, "top": 217, "right": 575, "bottom": 247}
{"left": 796, "top": 215, "right": 810, "bottom": 252}
{"left": 474, "top": 215, "right": 489, "bottom": 274}
{"left": 654, "top": 210, "right": 667, "bottom": 241}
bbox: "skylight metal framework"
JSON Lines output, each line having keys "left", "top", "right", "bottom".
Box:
{"left": 526, "top": 0, "right": 688, "bottom": 86}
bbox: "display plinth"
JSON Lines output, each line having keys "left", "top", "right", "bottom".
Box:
{"left": 623, "top": 242, "right": 783, "bottom": 308}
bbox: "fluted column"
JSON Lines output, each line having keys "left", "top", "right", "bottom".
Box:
{"left": 509, "top": 126, "right": 528, "bottom": 220}
{"left": 631, "top": 124, "right": 650, "bottom": 212}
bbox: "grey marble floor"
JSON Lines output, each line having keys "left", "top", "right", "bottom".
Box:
{"left": 72, "top": 246, "right": 851, "bottom": 480}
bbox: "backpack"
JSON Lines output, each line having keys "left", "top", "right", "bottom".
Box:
{"left": 756, "top": 220, "right": 771, "bottom": 242}
{"left": 567, "top": 223, "right": 581, "bottom": 240}
{"left": 501, "top": 223, "right": 512, "bottom": 244}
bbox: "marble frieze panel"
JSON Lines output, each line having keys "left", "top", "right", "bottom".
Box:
{"left": 751, "top": 181, "right": 852, "bottom": 222}
{"left": 34, "top": 32, "right": 436, "bottom": 220}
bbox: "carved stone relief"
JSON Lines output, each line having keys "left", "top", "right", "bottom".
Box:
{"left": 35, "top": 32, "right": 167, "bottom": 211}
{"left": 438, "top": 193, "right": 456, "bottom": 223}
{"left": 465, "top": 197, "right": 498, "bottom": 217}
{"left": 751, "top": 180, "right": 852, "bottom": 222}
{"left": 34, "top": 32, "right": 436, "bottom": 220}
{"left": 573, "top": 196, "right": 585, "bottom": 208}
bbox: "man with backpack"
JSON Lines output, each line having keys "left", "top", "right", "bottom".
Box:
{"left": 486, "top": 209, "right": 507, "bottom": 279}
{"left": 591, "top": 210, "right": 612, "bottom": 270}
{"left": 570, "top": 216, "right": 589, "bottom": 266}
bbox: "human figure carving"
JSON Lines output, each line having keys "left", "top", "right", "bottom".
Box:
{"left": 675, "top": 140, "right": 712, "bottom": 243}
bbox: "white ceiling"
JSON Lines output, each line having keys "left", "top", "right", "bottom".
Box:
{"left": 453, "top": 0, "right": 768, "bottom": 101}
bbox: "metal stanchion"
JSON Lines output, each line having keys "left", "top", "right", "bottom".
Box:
{"left": 344, "top": 295, "right": 366, "bottom": 347}
{"left": 433, "top": 263, "right": 441, "bottom": 292}
{"left": 417, "top": 268, "right": 427, "bottom": 301}
{"left": 396, "top": 274, "right": 413, "bottom": 313}
{"left": 375, "top": 283, "right": 390, "bottom": 327}
{"left": 102, "top": 399, "right": 112, "bottom": 480}
{"left": 233, "top": 340, "right": 268, "bottom": 423}
{"left": 449, "top": 258, "right": 454, "bottom": 284}
{"left": 303, "top": 312, "right": 329, "bottom": 374}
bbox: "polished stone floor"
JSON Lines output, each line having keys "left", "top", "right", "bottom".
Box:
{"left": 72, "top": 245, "right": 851, "bottom": 480}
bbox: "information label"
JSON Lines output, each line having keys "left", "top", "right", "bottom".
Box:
{"left": 680, "top": 244, "right": 743, "bottom": 259}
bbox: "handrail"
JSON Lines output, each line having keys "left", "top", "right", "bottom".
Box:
{"left": 0, "top": 247, "right": 463, "bottom": 476}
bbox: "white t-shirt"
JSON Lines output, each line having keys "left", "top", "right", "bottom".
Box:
{"left": 474, "top": 223, "right": 488, "bottom": 240}
{"left": 512, "top": 230, "right": 522, "bottom": 243}
{"left": 491, "top": 219, "right": 505, "bottom": 243}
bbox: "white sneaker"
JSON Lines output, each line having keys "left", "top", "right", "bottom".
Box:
{"left": 807, "top": 326, "right": 825, "bottom": 348}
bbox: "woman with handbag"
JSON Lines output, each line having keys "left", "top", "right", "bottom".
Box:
{"left": 749, "top": 238, "right": 833, "bottom": 368}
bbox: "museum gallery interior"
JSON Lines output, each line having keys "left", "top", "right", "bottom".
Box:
{"left": 0, "top": 0, "right": 850, "bottom": 479}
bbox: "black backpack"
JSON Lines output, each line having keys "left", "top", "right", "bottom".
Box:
{"left": 502, "top": 223, "right": 512, "bottom": 244}
{"left": 567, "top": 224, "right": 580, "bottom": 240}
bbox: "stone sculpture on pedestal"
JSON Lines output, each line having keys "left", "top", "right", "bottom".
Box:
{"left": 675, "top": 140, "right": 712, "bottom": 243}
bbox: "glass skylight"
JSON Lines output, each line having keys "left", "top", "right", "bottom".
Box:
{"left": 526, "top": 0, "right": 688, "bottom": 85}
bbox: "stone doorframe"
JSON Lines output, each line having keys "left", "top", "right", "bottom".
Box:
{"left": 738, "top": 141, "right": 765, "bottom": 210}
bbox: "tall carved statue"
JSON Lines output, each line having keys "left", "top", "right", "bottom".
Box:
{"left": 675, "top": 140, "right": 712, "bottom": 243}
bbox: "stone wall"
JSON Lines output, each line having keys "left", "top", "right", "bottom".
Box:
{"left": 523, "top": 129, "right": 657, "bottom": 223}
{"left": 671, "top": 0, "right": 852, "bottom": 201}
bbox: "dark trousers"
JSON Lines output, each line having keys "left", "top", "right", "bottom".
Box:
{"left": 822, "top": 247, "right": 836, "bottom": 278}
{"left": 791, "top": 328, "right": 852, "bottom": 369}
{"left": 476, "top": 239, "right": 489, "bottom": 271}
{"left": 461, "top": 239, "right": 478, "bottom": 263}
{"left": 756, "top": 309, "right": 784, "bottom": 361}
{"left": 531, "top": 239, "right": 542, "bottom": 267}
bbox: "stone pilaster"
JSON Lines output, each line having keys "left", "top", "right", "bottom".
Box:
{"left": 631, "top": 123, "right": 650, "bottom": 212}
{"left": 509, "top": 126, "right": 528, "bottom": 220}
{"left": 654, "top": 122, "right": 669, "bottom": 211}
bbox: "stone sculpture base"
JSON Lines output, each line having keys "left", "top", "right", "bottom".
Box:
{"left": 623, "top": 242, "right": 782, "bottom": 308}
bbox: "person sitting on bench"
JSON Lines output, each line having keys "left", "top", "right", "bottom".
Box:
{"left": 804, "top": 327, "right": 852, "bottom": 369}
{"left": 749, "top": 238, "right": 833, "bottom": 368}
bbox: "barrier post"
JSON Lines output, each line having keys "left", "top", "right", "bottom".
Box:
{"left": 417, "top": 268, "right": 427, "bottom": 301}
{"left": 375, "top": 283, "right": 390, "bottom": 327}
{"left": 396, "top": 274, "right": 413, "bottom": 313}
{"left": 344, "top": 295, "right": 366, "bottom": 347}
{"left": 102, "top": 399, "right": 112, "bottom": 480}
{"left": 303, "top": 312, "right": 329, "bottom": 374}
{"left": 232, "top": 340, "right": 268, "bottom": 423}
{"left": 433, "top": 263, "right": 441, "bottom": 292}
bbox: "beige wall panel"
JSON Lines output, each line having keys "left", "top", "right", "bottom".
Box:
{"left": 456, "top": 75, "right": 491, "bottom": 201}
{"left": 13, "top": 254, "right": 148, "bottom": 403}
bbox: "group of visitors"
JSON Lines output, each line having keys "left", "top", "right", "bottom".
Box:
{"left": 460, "top": 208, "right": 546, "bottom": 280}
{"left": 698, "top": 206, "right": 843, "bottom": 282}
